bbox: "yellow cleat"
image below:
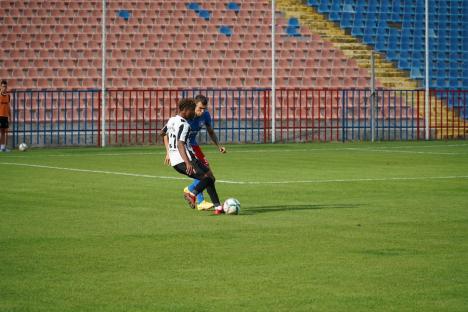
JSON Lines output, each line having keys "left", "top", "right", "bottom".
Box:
{"left": 197, "top": 200, "right": 214, "bottom": 211}
{"left": 183, "top": 187, "right": 190, "bottom": 194}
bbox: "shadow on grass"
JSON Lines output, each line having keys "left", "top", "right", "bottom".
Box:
{"left": 242, "top": 203, "right": 362, "bottom": 215}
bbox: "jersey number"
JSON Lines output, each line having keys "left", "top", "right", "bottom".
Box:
{"left": 169, "top": 133, "right": 177, "bottom": 149}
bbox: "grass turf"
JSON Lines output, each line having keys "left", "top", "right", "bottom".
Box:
{"left": 1, "top": 141, "right": 468, "bottom": 311}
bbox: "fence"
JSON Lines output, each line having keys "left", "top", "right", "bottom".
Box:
{"left": 10, "top": 88, "right": 467, "bottom": 147}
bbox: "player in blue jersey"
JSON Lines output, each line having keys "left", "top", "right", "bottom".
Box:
{"left": 184, "top": 94, "right": 226, "bottom": 210}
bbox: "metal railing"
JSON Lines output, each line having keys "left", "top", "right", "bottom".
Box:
{"left": 10, "top": 88, "right": 467, "bottom": 147}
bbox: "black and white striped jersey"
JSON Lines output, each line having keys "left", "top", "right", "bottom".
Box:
{"left": 162, "top": 115, "right": 195, "bottom": 166}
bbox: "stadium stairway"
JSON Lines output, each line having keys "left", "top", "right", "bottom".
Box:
{"left": 276, "top": 0, "right": 417, "bottom": 89}
{"left": 276, "top": 0, "right": 466, "bottom": 138}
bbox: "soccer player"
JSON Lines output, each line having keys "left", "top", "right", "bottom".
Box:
{"left": 184, "top": 94, "right": 226, "bottom": 210}
{"left": 0, "top": 80, "right": 11, "bottom": 152}
{"left": 160, "top": 98, "right": 224, "bottom": 215}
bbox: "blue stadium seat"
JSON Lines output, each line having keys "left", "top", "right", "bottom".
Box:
{"left": 306, "top": 0, "right": 320, "bottom": 6}
{"left": 376, "top": 26, "right": 387, "bottom": 37}
{"left": 386, "top": 49, "right": 399, "bottom": 61}
{"left": 117, "top": 10, "right": 131, "bottom": 21}
{"left": 226, "top": 2, "right": 240, "bottom": 13}
{"left": 329, "top": 11, "right": 341, "bottom": 22}
{"left": 400, "top": 37, "right": 411, "bottom": 50}
{"left": 463, "top": 78, "right": 468, "bottom": 88}
{"left": 318, "top": 1, "right": 330, "bottom": 13}
{"left": 410, "top": 67, "right": 424, "bottom": 79}
{"left": 449, "top": 79, "right": 460, "bottom": 89}
{"left": 356, "top": 0, "right": 367, "bottom": 7}
{"left": 330, "top": 0, "right": 341, "bottom": 13}
{"left": 343, "top": 4, "right": 354, "bottom": 13}
{"left": 286, "top": 26, "right": 301, "bottom": 37}
{"left": 340, "top": 13, "right": 354, "bottom": 28}
{"left": 286, "top": 18, "right": 301, "bottom": 36}
{"left": 398, "top": 58, "right": 411, "bottom": 70}
{"left": 436, "top": 78, "right": 448, "bottom": 88}
{"left": 219, "top": 26, "right": 233, "bottom": 37}
{"left": 375, "top": 38, "right": 386, "bottom": 51}
{"left": 362, "top": 30, "right": 375, "bottom": 45}
{"left": 198, "top": 9, "right": 211, "bottom": 21}
{"left": 186, "top": 2, "right": 200, "bottom": 11}
{"left": 463, "top": 68, "right": 468, "bottom": 78}
{"left": 351, "top": 26, "right": 364, "bottom": 36}
{"left": 288, "top": 17, "right": 300, "bottom": 27}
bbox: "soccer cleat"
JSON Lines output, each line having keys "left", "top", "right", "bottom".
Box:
{"left": 197, "top": 200, "right": 214, "bottom": 211}
{"left": 213, "top": 206, "right": 224, "bottom": 215}
{"left": 183, "top": 187, "right": 190, "bottom": 194}
{"left": 184, "top": 192, "right": 196, "bottom": 209}
{"left": 1, "top": 148, "right": 10, "bottom": 153}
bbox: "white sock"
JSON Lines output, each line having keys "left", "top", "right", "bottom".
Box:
{"left": 0, "top": 145, "right": 4, "bottom": 149}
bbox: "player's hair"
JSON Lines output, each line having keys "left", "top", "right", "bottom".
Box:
{"left": 1, "top": 80, "right": 7, "bottom": 85}
{"left": 178, "top": 98, "right": 196, "bottom": 111}
{"left": 194, "top": 94, "right": 208, "bottom": 106}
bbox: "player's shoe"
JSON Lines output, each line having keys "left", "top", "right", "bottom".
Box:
{"left": 183, "top": 187, "right": 190, "bottom": 194}
{"left": 197, "top": 200, "right": 214, "bottom": 211}
{"left": 184, "top": 192, "right": 196, "bottom": 209}
{"left": 213, "top": 206, "right": 224, "bottom": 215}
{"left": 1, "top": 148, "right": 10, "bottom": 152}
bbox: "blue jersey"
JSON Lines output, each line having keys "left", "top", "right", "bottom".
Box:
{"left": 188, "top": 111, "right": 212, "bottom": 146}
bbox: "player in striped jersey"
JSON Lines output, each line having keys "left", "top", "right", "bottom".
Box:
{"left": 160, "top": 98, "right": 224, "bottom": 214}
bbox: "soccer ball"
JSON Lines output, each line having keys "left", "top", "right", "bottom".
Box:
{"left": 18, "top": 143, "right": 28, "bottom": 152}
{"left": 223, "top": 198, "right": 241, "bottom": 215}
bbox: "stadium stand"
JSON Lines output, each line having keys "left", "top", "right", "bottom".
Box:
{"left": 0, "top": 0, "right": 468, "bottom": 94}
{"left": 302, "top": 0, "right": 468, "bottom": 90}
{"left": 1, "top": 0, "right": 373, "bottom": 89}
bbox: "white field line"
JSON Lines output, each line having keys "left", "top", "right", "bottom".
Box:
{"left": 2, "top": 162, "right": 468, "bottom": 185}
{"left": 336, "top": 148, "right": 466, "bottom": 155}
{"left": 0, "top": 162, "right": 188, "bottom": 181}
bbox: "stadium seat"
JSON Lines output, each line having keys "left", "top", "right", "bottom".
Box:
{"left": 226, "top": 2, "right": 241, "bottom": 14}
{"left": 219, "top": 26, "right": 233, "bottom": 37}
{"left": 117, "top": 10, "right": 131, "bottom": 21}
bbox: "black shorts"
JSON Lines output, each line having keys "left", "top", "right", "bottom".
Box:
{"left": 0, "top": 117, "right": 9, "bottom": 129}
{"left": 173, "top": 158, "right": 211, "bottom": 180}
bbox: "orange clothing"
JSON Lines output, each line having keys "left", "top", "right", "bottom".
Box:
{"left": 0, "top": 93, "right": 11, "bottom": 117}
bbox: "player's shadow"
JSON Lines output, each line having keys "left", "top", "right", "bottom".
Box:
{"left": 243, "top": 204, "right": 361, "bottom": 215}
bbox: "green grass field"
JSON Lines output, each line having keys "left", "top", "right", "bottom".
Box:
{"left": 1, "top": 141, "right": 468, "bottom": 312}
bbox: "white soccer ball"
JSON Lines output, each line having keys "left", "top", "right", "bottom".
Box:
{"left": 18, "top": 143, "right": 28, "bottom": 152}
{"left": 223, "top": 198, "right": 241, "bottom": 215}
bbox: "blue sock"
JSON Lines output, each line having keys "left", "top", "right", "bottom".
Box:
{"left": 196, "top": 192, "right": 205, "bottom": 204}
{"left": 189, "top": 179, "right": 205, "bottom": 204}
{"left": 188, "top": 179, "right": 199, "bottom": 193}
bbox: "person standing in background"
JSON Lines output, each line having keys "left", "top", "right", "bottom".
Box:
{"left": 0, "top": 80, "right": 12, "bottom": 152}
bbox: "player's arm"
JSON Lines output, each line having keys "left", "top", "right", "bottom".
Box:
{"left": 8, "top": 94, "right": 12, "bottom": 120}
{"left": 160, "top": 126, "right": 171, "bottom": 165}
{"left": 177, "top": 140, "right": 195, "bottom": 175}
{"left": 206, "top": 124, "right": 226, "bottom": 153}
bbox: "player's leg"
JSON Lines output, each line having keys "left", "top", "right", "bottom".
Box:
{"left": 0, "top": 120, "right": 8, "bottom": 152}
{"left": 174, "top": 160, "right": 222, "bottom": 212}
{"left": 187, "top": 145, "right": 213, "bottom": 209}
{"left": 190, "top": 160, "right": 223, "bottom": 214}
{"left": 174, "top": 162, "right": 215, "bottom": 208}
{"left": 186, "top": 179, "right": 200, "bottom": 197}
